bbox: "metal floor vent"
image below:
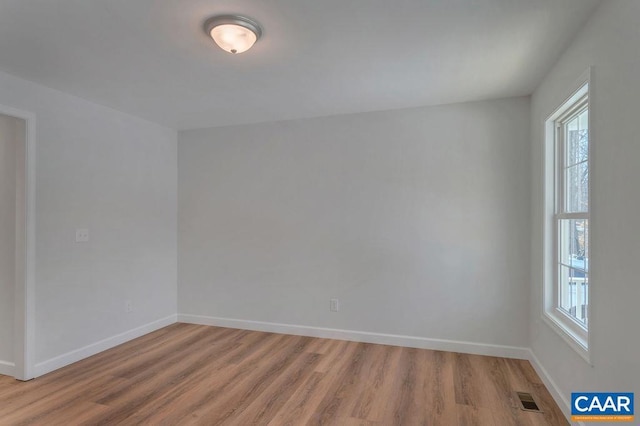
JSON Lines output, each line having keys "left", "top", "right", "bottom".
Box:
{"left": 515, "top": 391, "right": 542, "bottom": 413}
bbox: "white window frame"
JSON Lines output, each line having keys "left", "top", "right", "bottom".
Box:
{"left": 542, "top": 69, "right": 592, "bottom": 363}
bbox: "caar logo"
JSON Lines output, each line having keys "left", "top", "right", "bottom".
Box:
{"left": 572, "top": 393, "right": 634, "bottom": 422}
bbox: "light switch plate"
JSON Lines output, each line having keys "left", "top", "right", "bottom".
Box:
{"left": 330, "top": 298, "right": 339, "bottom": 312}
{"left": 75, "top": 228, "right": 89, "bottom": 242}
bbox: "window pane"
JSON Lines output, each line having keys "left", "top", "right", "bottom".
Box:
{"left": 558, "top": 217, "right": 589, "bottom": 326}
{"left": 566, "top": 117, "right": 579, "bottom": 164}
{"left": 582, "top": 273, "right": 589, "bottom": 325}
{"left": 564, "top": 108, "right": 588, "bottom": 213}
{"left": 559, "top": 265, "right": 575, "bottom": 312}
{"left": 559, "top": 219, "right": 589, "bottom": 272}
{"left": 583, "top": 219, "right": 589, "bottom": 265}
{"left": 559, "top": 266, "right": 588, "bottom": 325}
{"left": 566, "top": 109, "right": 588, "bottom": 166}
{"left": 565, "top": 161, "right": 589, "bottom": 212}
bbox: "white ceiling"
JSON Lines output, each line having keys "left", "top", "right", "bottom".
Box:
{"left": 0, "top": 0, "right": 600, "bottom": 130}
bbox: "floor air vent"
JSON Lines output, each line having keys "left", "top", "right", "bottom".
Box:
{"left": 515, "top": 391, "right": 542, "bottom": 412}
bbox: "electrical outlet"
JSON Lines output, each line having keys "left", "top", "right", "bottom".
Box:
{"left": 330, "top": 298, "right": 339, "bottom": 312}
{"left": 125, "top": 300, "right": 133, "bottom": 313}
{"left": 75, "top": 228, "right": 89, "bottom": 243}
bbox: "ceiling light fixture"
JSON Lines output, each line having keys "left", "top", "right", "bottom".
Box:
{"left": 204, "top": 15, "right": 262, "bottom": 54}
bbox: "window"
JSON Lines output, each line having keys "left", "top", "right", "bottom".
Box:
{"left": 543, "top": 77, "right": 590, "bottom": 359}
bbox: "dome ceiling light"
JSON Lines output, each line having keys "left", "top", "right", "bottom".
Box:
{"left": 204, "top": 15, "right": 262, "bottom": 54}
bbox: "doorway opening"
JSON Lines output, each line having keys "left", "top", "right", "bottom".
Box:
{"left": 0, "top": 105, "right": 35, "bottom": 381}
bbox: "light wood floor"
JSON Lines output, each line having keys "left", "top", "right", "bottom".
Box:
{"left": 0, "top": 323, "right": 568, "bottom": 425}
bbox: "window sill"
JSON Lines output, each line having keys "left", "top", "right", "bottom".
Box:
{"left": 542, "top": 310, "right": 591, "bottom": 365}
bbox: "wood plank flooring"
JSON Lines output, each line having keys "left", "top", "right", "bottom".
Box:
{"left": 0, "top": 323, "right": 568, "bottom": 425}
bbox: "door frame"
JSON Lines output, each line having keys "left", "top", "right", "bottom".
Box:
{"left": 0, "top": 104, "right": 36, "bottom": 381}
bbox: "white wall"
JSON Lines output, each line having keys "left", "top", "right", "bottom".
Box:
{"left": 179, "top": 97, "right": 531, "bottom": 349}
{"left": 0, "top": 114, "right": 24, "bottom": 369}
{"left": 0, "top": 69, "right": 178, "bottom": 370}
{"left": 530, "top": 0, "right": 640, "bottom": 416}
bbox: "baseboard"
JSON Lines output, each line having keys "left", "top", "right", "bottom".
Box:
{"left": 527, "top": 349, "right": 578, "bottom": 425}
{"left": 177, "top": 314, "right": 530, "bottom": 360}
{"left": 34, "top": 314, "right": 178, "bottom": 377}
{"left": 0, "top": 360, "right": 15, "bottom": 377}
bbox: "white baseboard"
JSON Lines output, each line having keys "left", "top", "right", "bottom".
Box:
{"left": 527, "top": 349, "right": 578, "bottom": 425}
{"left": 177, "top": 314, "right": 530, "bottom": 360}
{"left": 0, "top": 360, "right": 15, "bottom": 377}
{"left": 34, "top": 314, "right": 178, "bottom": 377}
